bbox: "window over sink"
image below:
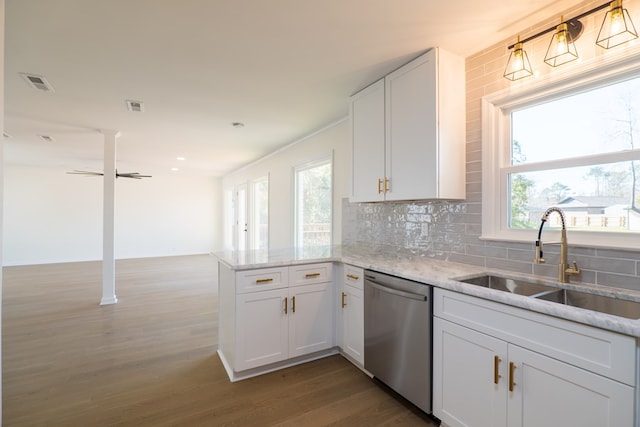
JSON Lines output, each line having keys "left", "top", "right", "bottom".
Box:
{"left": 482, "top": 55, "right": 640, "bottom": 249}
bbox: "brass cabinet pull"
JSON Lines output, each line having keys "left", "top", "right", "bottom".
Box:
{"left": 284, "top": 297, "right": 288, "bottom": 315}
{"left": 494, "top": 356, "right": 501, "bottom": 385}
{"left": 292, "top": 296, "right": 296, "bottom": 313}
{"left": 377, "top": 178, "right": 383, "bottom": 194}
{"left": 341, "top": 292, "right": 347, "bottom": 308}
{"left": 305, "top": 272, "right": 321, "bottom": 278}
{"left": 509, "top": 362, "right": 516, "bottom": 392}
{"left": 346, "top": 274, "right": 359, "bottom": 281}
{"left": 256, "top": 278, "right": 274, "bottom": 284}
{"left": 384, "top": 177, "right": 390, "bottom": 193}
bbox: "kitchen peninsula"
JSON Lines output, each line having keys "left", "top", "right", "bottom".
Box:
{"left": 216, "top": 246, "right": 640, "bottom": 426}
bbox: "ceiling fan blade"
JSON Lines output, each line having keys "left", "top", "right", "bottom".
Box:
{"left": 67, "top": 170, "right": 104, "bottom": 176}
{"left": 116, "top": 172, "right": 152, "bottom": 179}
{"left": 69, "top": 169, "right": 151, "bottom": 179}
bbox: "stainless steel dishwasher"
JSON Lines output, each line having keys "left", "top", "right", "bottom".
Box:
{"left": 364, "top": 269, "right": 432, "bottom": 414}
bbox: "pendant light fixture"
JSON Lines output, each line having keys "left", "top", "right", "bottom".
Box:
{"left": 596, "top": 0, "right": 638, "bottom": 49}
{"left": 503, "top": 1, "right": 638, "bottom": 81}
{"left": 544, "top": 18, "right": 580, "bottom": 67}
{"left": 504, "top": 36, "right": 533, "bottom": 81}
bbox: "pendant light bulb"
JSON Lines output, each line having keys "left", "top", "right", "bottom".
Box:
{"left": 610, "top": 7, "right": 624, "bottom": 33}
{"left": 556, "top": 29, "right": 569, "bottom": 54}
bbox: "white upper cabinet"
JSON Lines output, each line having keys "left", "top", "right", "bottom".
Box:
{"left": 350, "top": 79, "right": 386, "bottom": 202}
{"left": 350, "top": 47, "right": 465, "bottom": 202}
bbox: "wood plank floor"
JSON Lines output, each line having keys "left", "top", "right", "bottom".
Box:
{"left": 3, "top": 255, "right": 438, "bottom": 426}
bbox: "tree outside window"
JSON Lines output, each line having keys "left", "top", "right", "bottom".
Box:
{"left": 294, "top": 159, "right": 332, "bottom": 248}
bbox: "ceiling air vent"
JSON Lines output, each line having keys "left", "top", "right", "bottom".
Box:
{"left": 38, "top": 135, "right": 55, "bottom": 142}
{"left": 20, "top": 73, "right": 54, "bottom": 92}
{"left": 126, "top": 99, "right": 144, "bottom": 112}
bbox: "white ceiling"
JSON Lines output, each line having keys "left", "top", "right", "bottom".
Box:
{"left": 4, "top": 0, "right": 585, "bottom": 177}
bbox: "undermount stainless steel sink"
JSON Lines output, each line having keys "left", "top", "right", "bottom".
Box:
{"left": 459, "top": 274, "right": 558, "bottom": 297}
{"left": 535, "top": 289, "right": 640, "bottom": 320}
{"left": 458, "top": 274, "right": 640, "bottom": 320}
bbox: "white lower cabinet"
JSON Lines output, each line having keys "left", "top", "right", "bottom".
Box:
{"left": 508, "top": 344, "right": 634, "bottom": 427}
{"left": 219, "top": 262, "right": 335, "bottom": 377}
{"left": 434, "top": 318, "right": 507, "bottom": 427}
{"left": 236, "top": 288, "right": 289, "bottom": 370}
{"left": 433, "top": 289, "right": 636, "bottom": 427}
{"left": 289, "top": 282, "right": 334, "bottom": 358}
{"left": 338, "top": 265, "right": 364, "bottom": 365}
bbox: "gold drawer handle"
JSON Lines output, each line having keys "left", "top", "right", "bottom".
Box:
{"left": 377, "top": 178, "right": 383, "bottom": 194}
{"left": 305, "top": 273, "right": 321, "bottom": 278}
{"left": 346, "top": 274, "right": 359, "bottom": 281}
{"left": 255, "top": 278, "right": 274, "bottom": 284}
{"left": 509, "top": 362, "right": 516, "bottom": 392}
{"left": 292, "top": 296, "right": 296, "bottom": 313}
{"left": 494, "top": 356, "right": 501, "bottom": 385}
{"left": 284, "top": 297, "right": 288, "bottom": 314}
{"left": 341, "top": 292, "right": 347, "bottom": 308}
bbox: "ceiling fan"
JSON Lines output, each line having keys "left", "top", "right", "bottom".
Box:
{"left": 67, "top": 169, "right": 152, "bottom": 179}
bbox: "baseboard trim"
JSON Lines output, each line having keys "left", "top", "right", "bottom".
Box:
{"left": 217, "top": 347, "right": 339, "bottom": 382}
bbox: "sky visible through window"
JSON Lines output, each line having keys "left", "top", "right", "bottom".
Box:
{"left": 510, "top": 75, "right": 640, "bottom": 231}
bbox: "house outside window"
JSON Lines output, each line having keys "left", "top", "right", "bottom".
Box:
{"left": 483, "top": 57, "right": 640, "bottom": 250}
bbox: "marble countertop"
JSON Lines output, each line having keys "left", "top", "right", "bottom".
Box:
{"left": 213, "top": 246, "right": 640, "bottom": 338}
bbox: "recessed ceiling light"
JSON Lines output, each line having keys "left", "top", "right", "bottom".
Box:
{"left": 126, "top": 99, "right": 144, "bottom": 112}
{"left": 232, "top": 122, "right": 245, "bottom": 128}
{"left": 176, "top": 156, "right": 185, "bottom": 161}
{"left": 171, "top": 167, "right": 179, "bottom": 172}
{"left": 38, "top": 134, "right": 55, "bottom": 142}
{"left": 20, "top": 73, "right": 55, "bottom": 92}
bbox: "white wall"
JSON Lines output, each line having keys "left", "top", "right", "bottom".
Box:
{"left": 3, "top": 164, "right": 221, "bottom": 265}
{"left": 223, "top": 118, "right": 350, "bottom": 249}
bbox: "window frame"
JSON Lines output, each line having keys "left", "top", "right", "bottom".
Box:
{"left": 482, "top": 54, "right": 640, "bottom": 250}
{"left": 249, "top": 175, "right": 269, "bottom": 251}
{"left": 293, "top": 156, "right": 333, "bottom": 249}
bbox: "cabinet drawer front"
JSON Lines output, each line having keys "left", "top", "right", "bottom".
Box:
{"left": 236, "top": 267, "right": 289, "bottom": 294}
{"left": 343, "top": 265, "right": 364, "bottom": 289}
{"left": 434, "top": 288, "right": 637, "bottom": 386}
{"left": 290, "top": 263, "right": 332, "bottom": 286}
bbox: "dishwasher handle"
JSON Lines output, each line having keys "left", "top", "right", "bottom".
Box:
{"left": 366, "top": 280, "right": 427, "bottom": 301}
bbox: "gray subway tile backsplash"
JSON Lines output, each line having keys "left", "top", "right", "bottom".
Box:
{"left": 342, "top": 197, "right": 640, "bottom": 290}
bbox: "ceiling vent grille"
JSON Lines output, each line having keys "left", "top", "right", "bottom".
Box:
{"left": 38, "top": 135, "right": 55, "bottom": 142}
{"left": 20, "top": 73, "right": 54, "bottom": 92}
{"left": 126, "top": 100, "right": 144, "bottom": 112}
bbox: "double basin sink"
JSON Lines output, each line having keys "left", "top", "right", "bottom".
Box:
{"left": 459, "top": 274, "right": 640, "bottom": 320}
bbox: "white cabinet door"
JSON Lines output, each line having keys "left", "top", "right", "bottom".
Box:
{"left": 350, "top": 79, "right": 385, "bottom": 202}
{"left": 508, "top": 345, "right": 635, "bottom": 427}
{"left": 289, "top": 282, "right": 334, "bottom": 358}
{"left": 434, "top": 316, "right": 636, "bottom": 427}
{"left": 434, "top": 318, "right": 508, "bottom": 427}
{"left": 235, "top": 288, "right": 289, "bottom": 371}
{"left": 385, "top": 49, "right": 438, "bottom": 201}
{"left": 341, "top": 283, "right": 364, "bottom": 365}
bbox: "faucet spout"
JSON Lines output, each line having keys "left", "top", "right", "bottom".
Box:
{"left": 534, "top": 207, "right": 580, "bottom": 283}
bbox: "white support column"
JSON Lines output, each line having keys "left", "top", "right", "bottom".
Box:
{"left": 100, "top": 130, "right": 120, "bottom": 305}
